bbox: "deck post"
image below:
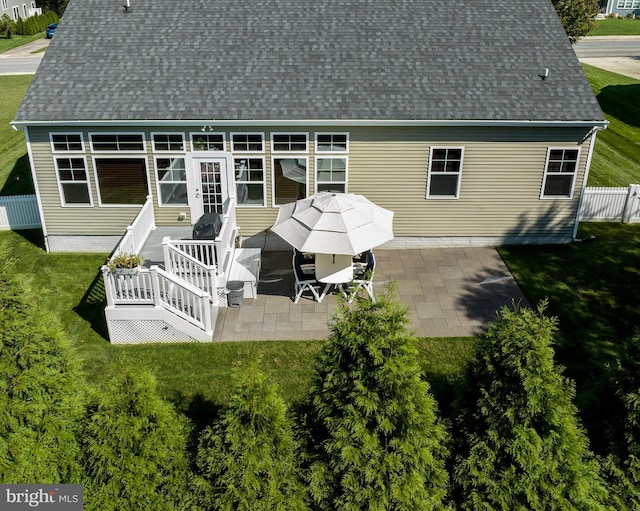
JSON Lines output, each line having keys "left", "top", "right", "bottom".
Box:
{"left": 150, "top": 265, "right": 162, "bottom": 308}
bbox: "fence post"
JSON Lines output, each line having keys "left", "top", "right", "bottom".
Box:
{"left": 622, "top": 184, "right": 640, "bottom": 223}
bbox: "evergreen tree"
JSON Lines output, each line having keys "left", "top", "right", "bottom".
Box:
{"left": 454, "top": 301, "right": 611, "bottom": 510}
{"left": 0, "top": 242, "right": 83, "bottom": 483}
{"left": 552, "top": 0, "right": 599, "bottom": 43}
{"left": 308, "top": 286, "right": 450, "bottom": 511}
{"left": 196, "top": 361, "right": 308, "bottom": 511}
{"left": 81, "top": 367, "right": 193, "bottom": 511}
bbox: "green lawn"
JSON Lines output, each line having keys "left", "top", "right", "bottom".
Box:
{"left": 0, "top": 33, "right": 44, "bottom": 53}
{"left": 0, "top": 75, "right": 34, "bottom": 196}
{"left": 500, "top": 222, "right": 640, "bottom": 450}
{"left": 583, "top": 64, "right": 640, "bottom": 186}
{"left": 589, "top": 18, "right": 640, "bottom": 36}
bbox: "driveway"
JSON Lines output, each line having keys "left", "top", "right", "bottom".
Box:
{"left": 0, "top": 38, "right": 49, "bottom": 75}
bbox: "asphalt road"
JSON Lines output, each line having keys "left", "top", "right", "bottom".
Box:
{"left": 0, "top": 38, "right": 48, "bottom": 75}
{"left": 573, "top": 36, "right": 640, "bottom": 58}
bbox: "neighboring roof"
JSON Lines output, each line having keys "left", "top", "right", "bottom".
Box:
{"left": 14, "top": 0, "right": 605, "bottom": 124}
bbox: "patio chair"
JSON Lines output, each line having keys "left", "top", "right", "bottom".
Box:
{"left": 348, "top": 250, "right": 375, "bottom": 302}
{"left": 293, "top": 250, "right": 321, "bottom": 303}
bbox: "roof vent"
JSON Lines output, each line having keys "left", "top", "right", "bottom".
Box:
{"left": 123, "top": 0, "right": 131, "bottom": 12}
{"left": 539, "top": 68, "right": 549, "bottom": 81}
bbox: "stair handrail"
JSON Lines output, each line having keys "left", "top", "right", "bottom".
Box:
{"left": 162, "top": 237, "right": 220, "bottom": 295}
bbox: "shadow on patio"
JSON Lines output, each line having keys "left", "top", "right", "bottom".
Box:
{"left": 213, "top": 247, "right": 528, "bottom": 342}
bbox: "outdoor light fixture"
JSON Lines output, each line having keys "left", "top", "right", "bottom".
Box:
{"left": 201, "top": 125, "right": 214, "bottom": 132}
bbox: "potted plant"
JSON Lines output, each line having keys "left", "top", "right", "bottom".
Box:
{"left": 107, "top": 252, "right": 144, "bottom": 276}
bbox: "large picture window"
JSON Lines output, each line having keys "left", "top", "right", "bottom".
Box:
{"left": 235, "top": 158, "right": 266, "bottom": 207}
{"left": 426, "top": 147, "right": 464, "bottom": 199}
{"left": 155, "top": 157, "right": 187, "bottom": 206}
{"left": 273, "top": 157, "right": 307, "bottom": 206}
{"left": 94, "top": 158, "right": 149, "bottom": 205}
{"left": 55, "top": 157, "right": 91, "bottom": 205}
{"left": 541, "top": 148, "right": 579, "bottom": 198}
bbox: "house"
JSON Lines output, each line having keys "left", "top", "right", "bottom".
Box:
{"left": 11, "top": 0, "right": 607, "bottom": 343}
{"left": 600, "top": 0, "right": 640, "bottom": 17}
{"left": 2, "top": 0, "right": 41, "bottom": 21}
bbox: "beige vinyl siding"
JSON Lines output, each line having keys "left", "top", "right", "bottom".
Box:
{"left": 29, "top": 124, "right": 594, "bottom": 241}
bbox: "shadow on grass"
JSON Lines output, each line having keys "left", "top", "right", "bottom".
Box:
{"left": 0, "top": 154, "right": 34, "bottom": 196}
{"left": 13, "top": 227, "right": 46, "bottom": 250}
{"left": 73, "top": 269, "right": 109, "bottom": 341}
{"left": 597, "top": 84, "right": 640, "bottom": 129}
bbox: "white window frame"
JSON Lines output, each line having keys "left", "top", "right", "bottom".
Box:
{"left": 426, "top": 146, "right": 464, "bottom": 199}
{"left": 617, "top": 0, "right": 640, "bottom": 8}
{"left": 89, "top": 132, "right": 146, "bottom": 153}
{"left": 271, "top": 132, "right": 309, "bottom": 153}
{"left": 315, "top": 156, "right": 348, "bottom": 194}
{"left": 151, "top": 132, "right": 186, "bottom": 153}
{"left": 231, "top": 132, "right": 265, "bottom": 153}
{"left": 92, "top": 156, "right": 150, "bottom": 207}
{"left": 154, "top": 156, "right": 188, "bottom": 207}
{"left": 12, "top": 6, "right": 19, "bottom": 20}
{"left": 54, "top": 156, "right": 92, "bottom": 207}
{"left": 271, "top": 156, "right": 308, "bottom": 207}
{"left": 540, "top": 147, "right": 580, "bottom": 200}
{"left": 22, "top": 3, "right": 26, "bottom": 17}
{"left": 234, "top": 157, "right": 266, "bottom": 208}
{"left": 2, "top": 0, "right": 9, "bottom": 11}
{"left": 189, "top": 132, "right": 226, "bottom": 152}
{"left": 50, "top": 132, "right": 85, "bottom": 154}
{"left": 315, "top": 132, "right": 349, "bottom": 153}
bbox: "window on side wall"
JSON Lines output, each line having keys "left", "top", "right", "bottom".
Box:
{"left": 541, "top": 148, "right": 579, "bottom": 199}
{"left": 234, "top": 158, "right": 266, "bottom": 207}
{"left": 155, "top": 157, "right": 187, "bottom": 206}
{"left": 426, "top": 147, "right": 464, "bottom": 199}
{"left": 94, "top": 158, "right": 149, "bottom": 205}
{"left": 55, "top": 157, "right": 91, "bottom": 206}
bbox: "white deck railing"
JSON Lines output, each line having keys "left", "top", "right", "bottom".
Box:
{"left": 163, "top": 238, "right": 219, "bottom": 294}
{"left": 102, "top": 265, "right": 213, "bottom": 333}
{"left": 112, "top": 195, "right": 156, "bottom": 256}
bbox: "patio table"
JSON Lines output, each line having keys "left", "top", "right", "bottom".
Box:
{"left": 315, "top": 253, "right": 353, "bottom": 301}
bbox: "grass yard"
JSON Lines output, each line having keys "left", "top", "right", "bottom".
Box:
{"left": 589, "top": 18, "right": 640, "bottom": 36}
{"left": 500, "top": 222, "right": 640, "bottom": 451}
{"left": 583, "top": 64, "right": 640, "bottom": 186}
{"left": 0, "top": 75, "right": 34, "bottom": 196}
{"left": 0, "top": 33, "right": 44, "bottom": 53}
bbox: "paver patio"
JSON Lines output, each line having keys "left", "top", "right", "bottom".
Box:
{"left": 213, "top": 247, "right": 529, "bottom": 341}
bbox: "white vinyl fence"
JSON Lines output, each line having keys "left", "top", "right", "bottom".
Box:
{"left": 0, "top": 194, "right": 41, "bottom": 230}
{"left": 580, "top": 184, "right": 640, "bottom": 223}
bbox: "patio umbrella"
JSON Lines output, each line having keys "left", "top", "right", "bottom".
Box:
{"left": 270, "top": 191, "right": 394, "bottom": 256}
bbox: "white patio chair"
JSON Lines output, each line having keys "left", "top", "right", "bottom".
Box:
{"left": 292, "top": 251, "right": 322, "bottom": 303}
{"left": 348, "top": 250, "right": 375, "bottom": 302}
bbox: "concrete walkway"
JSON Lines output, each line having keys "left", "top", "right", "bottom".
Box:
{"left": 213, "top": 247, "right": 528, "bottom": 341}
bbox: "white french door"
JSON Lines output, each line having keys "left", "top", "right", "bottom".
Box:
{"left": 187, "top": 155, "right": 230, "bottom": 220}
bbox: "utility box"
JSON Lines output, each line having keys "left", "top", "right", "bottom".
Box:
{"left": 192, "top": 212, "right": 223, "bottom": 240}
{"left": 226, "top": 280, "right": 244, "bottom": 308}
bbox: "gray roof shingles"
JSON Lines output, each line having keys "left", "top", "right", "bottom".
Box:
{"left": 14, "top": 0, "right": 605, "bottom": 123}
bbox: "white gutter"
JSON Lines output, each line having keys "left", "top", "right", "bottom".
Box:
{"left": 11, "top": 118, "right": 610, "bottom": 129}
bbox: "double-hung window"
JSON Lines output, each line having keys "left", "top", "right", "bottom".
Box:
{"left": 541, "top": 148, "right": 579, "bottom": 198}
{"left": 426, "top": 147, "right": 464, "bottom": 199}
{"left": 231, "top": 134, "right": 266, "bottom": 207}
{"left": 55, "top": 157, "right": 91, "bottom": 206}
{"left": 272, "top": 133, "right": 308, "bottom": 206}
{"left": 315, "top": 133, "right": 348, "bottom": 193}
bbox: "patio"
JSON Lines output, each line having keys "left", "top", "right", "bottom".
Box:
{"left": 213, "top": 246, "right": 529, "bottom": 341}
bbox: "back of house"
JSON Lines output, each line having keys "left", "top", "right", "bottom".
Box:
{"left": 12, "top": 0, "right": 606, "bottom": 252}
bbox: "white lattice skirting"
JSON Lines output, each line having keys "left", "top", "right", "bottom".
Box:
{"left": 108, "top": 319, "right": 200, "bottom": 344}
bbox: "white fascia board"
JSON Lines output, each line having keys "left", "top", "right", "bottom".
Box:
{"left": 11, "top": 118, "right": 610, "bottom": 129}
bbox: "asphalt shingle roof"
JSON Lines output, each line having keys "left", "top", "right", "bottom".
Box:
{"left": 14, "top": 0, "right": 605, "bottom": 123}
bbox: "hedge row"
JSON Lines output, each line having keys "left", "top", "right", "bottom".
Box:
{"left": 16, "top": 11, "right": 59, "bottom": 36}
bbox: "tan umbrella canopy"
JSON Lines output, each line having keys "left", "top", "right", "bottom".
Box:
{"left": 270, "top": 191, "right": 394, "bottom": 256}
